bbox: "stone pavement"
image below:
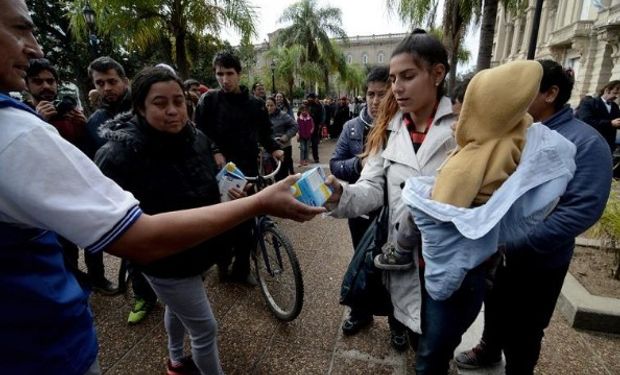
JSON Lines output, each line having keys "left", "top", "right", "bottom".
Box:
{"left": 90, "top": 138, "right": 620, "bottom": 374}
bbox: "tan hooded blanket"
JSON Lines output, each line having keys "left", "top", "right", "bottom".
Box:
{"left": 431, "top": 60, "right": 543, "bottom": 207}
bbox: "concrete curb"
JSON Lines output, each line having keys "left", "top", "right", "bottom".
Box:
{"left": 557, "top": 236, "right": 620, "bottom": 333}
{"left": 558, "top": 272, "right": 620, "bottom": 334}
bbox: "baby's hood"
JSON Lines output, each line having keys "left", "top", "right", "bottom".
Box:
{"left": 455, "top": 60, "right": 543, "bottom": 146}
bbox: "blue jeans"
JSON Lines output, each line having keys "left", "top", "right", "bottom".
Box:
{"left": 146, "top": 274, "right": 223, "bottom": 375}
{"left": 299, "top": 138, "right": 310, "bottom": 161}
{"left": 415, "top": 263, "right": 487, "bottom": 375}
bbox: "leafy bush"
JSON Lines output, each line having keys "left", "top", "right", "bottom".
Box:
{"left": 589, "top": 180, "right": 620, "bottom": 279}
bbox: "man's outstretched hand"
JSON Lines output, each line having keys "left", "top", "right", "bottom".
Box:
{"left": 254, "top": 174, "right": 326, "bottom": 222}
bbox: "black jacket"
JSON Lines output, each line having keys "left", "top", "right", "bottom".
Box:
{"left": 85, "top": 90, "right": 132, "bottom": 158}
{"left": 194, "top": 86, "right": 279, "bottom": 175}
{"left": 94, "top": 113, "right": 222, "bottom": 278}
{"left": 576, "top": 95, "right": 620, "bottom": 152}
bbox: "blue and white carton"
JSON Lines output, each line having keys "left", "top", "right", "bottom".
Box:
{"left": 216, "top": 162, "right": 247, "bottom": 202}
{"left": 291, "top": 167, "right": 333, "bottom": 207}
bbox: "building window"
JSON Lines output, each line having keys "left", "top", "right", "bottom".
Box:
{"left": 378, "top": 52, "right": 384, "bottom": 63}
{"left": 346, "top": 54, "right": 352, "bottom": 64}
{"left": 362, "top": 54, "right": 368, "bottom": 64}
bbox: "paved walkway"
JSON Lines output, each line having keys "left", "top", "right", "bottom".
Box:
{"left": 91, "top": 138, "right": 620, "bottom": 374}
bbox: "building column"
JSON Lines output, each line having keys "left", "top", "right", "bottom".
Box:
{"left": 520, "top": 3, "right": 535, "bottom": 57}
{"left": 510, "top": 17, "right": 522, "bottom": 56}
{"left": 583, "top": 30, "right": 616, "bottom": 96}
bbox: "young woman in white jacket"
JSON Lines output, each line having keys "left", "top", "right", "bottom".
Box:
{"left": 326, "top": 29, "right": 483, "bottom": 374}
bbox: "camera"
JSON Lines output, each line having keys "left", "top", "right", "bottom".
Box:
{"left": 53, "top": 88, "right": 78, "bottom": 117}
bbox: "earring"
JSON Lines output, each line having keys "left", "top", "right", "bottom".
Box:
{"left": 435, "top": 82, "right": 440, "bottom": 86}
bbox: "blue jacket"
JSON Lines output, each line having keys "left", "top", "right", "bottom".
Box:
{"left": 506, "top": 105, "right": 612, "bottom": 268}
{"left": 329, "top": 106, "right": 373, "bottom": 183}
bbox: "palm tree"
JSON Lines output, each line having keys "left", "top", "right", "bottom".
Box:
{"left": 265, "top": 45, "right": 322, "bottom": 97}
{"left": 386, "top": 0, "right": 440, "bottom": 29}
{"left": 387, "top": 0, "right": 481, "bottom": 91}
{"left": 68, "top": 0, "right": 257, "bottom": 79}
{"left": 476, "top": 0, "right": 524, "bottom": 71}
{"left": 442, "top": 0, "right": 480, "bottom": 90}
{"left": 277, "top": 0, "right": 348, "bottom": 93}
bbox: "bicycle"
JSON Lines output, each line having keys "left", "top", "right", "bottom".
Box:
{"left": 246, "top": 160, "right": 304, "bottom": 321}
{"left": 115, "top": 160, "right": 304, "bottom": 321}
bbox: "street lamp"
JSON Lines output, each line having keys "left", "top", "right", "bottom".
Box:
{"left": 270, "top": 60, "right": 276, "bottom": 94}
{"left": 82, "top": 3, "right": 100, "bottom": 59}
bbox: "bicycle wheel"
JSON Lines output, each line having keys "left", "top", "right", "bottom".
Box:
{"left": 253, "top": 225, "right": 304, "bottom": 321}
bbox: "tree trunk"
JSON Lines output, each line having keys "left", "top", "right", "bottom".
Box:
{"left": 476, "top": 0, "right": 499, "bottom": 71}
{"left": 176, "top": 31, "right": 189, "bottom": 79}
{"left": 448, "top": 46, "right": 459, "bottom": 94}
{"left": 323, "top": 67, "right": 330, "bottom": 97}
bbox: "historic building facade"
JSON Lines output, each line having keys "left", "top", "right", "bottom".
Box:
{"left": 248, "top": 31, "right": 407, "bottom": 95}
{"left": 493, "top": 0, "right": 620, "bottom": 105}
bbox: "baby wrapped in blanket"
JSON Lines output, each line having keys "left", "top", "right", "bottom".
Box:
{"left": 374, "top": 61, "right": 577, "bottom": 300}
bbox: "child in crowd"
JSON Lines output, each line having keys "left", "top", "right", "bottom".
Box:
{"left": 375, "top": 60, "right": 544, "bottom": 270}
{"left": 297, "top": 104, "right": 314, "bottom": 166}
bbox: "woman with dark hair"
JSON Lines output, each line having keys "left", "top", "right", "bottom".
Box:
{"left": 95, "top": 66, "right": 225, "bottom": 375}
{"left": 275, "top": 91, "right": 294, "bottom": 118}
{"left": 266, "top": 96, "right": 298, "bottom": 180}
{"left": 325, "top": 30, "right": 459, "bottom": 373}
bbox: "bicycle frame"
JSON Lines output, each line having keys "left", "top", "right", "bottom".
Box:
{"left": 253, "top": 215, "right": 285, "bottom": 277}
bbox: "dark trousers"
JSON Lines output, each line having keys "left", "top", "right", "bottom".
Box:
{"left": 480, "top": 259, "right": 569, "bottom": 375}
{"left": 311, "top": 132, "right": 320, "bottom": 162}
{"left": 129, "top": 263, "right": 158, "bottom": 303}
{"left": 415, "top": 263, "right": 487, "bottom": 375}
{"left": 276, "top": 146, "right": 294, "bottom": 182}
{"left": 220, "top": 219, "right": 254, "bottom": 277}
{"left": 61, "top": 236, "right": 106, "bottom": 284}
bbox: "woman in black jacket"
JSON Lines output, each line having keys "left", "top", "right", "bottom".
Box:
{"left": 95, "top": 67, "right": 225, "bottom": 375}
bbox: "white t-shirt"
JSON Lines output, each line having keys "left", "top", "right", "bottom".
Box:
{"left": 0, "top": 106, "right": 141, "bottom": 253}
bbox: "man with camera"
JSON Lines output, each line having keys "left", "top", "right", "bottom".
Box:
{"left": 25, "top": 58, "right": 87, "bottom": 151}
{"left": 25, "top": 58, "right": 118, "bottom": 295}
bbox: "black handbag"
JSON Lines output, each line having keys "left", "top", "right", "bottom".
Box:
{"left": 339, "top": 201, "right": 393, "bottom": 316}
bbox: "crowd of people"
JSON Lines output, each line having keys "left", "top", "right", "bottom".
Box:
{"left": 1, "top": 1, "right": 616, "bottom": 374}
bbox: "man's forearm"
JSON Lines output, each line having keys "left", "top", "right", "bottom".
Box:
{"left": 107, "top": 195, "right": 263, "bottom": 263}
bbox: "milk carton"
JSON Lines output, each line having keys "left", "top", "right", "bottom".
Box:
{"left": 216, "top": 162, "right": 247, "bottom": 202}
{"left": 291, "top": 167, "right": 332, "bottom": 206}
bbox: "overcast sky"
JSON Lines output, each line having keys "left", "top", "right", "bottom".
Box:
{"left": 220, "top": 0, "right": 479, "bottom": 73}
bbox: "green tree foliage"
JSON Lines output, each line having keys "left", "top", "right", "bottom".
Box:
{"left": 26, "top": 0, "right": 154, "bottom": 109}
{"left": 386, "top": 0, "right": 440, "bottom": 29}
{"left": 67, "top": 0, "right": 257, "bottom": 79}
{"left": 277, "top": 0, "right": 349, "bottom": 93}
{"left": 476, "top": 0, "right": 524, "bottom": 71}
{"left": 266, "top": 45, "right": 322, "bottom": 97}
{"left": 387, "top": 0, "right": 481, "bottom": 92}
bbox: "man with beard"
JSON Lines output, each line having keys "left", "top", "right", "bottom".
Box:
{"left": 25, "top": 58, "right": 87, "bottom": 152}
{"left": 81, "top": 57, "right": 132, "bottom": 295}
{"left": 85, "top": 56, "right": 131, "bottom": 158}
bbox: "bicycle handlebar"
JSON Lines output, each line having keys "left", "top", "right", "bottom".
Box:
{"left": 246, "top": 160, "right": 282, "bottom": 182}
